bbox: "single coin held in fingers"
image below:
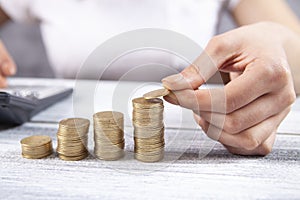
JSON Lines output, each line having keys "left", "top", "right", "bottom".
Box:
{"left": 143, "top": 88, "right": 170, "bottom": 99}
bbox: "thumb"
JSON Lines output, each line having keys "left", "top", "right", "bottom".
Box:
{"left": 162, "top": 36, "right": 234, "bottom": 90}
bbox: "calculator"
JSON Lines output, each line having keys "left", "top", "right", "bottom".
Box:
{"left": 0, "top": 85, "right": 73, "bottom": 125}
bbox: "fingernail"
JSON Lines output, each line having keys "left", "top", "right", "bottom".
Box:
{"left": 162, "top": 73, "right": 183, "bottom": 83}
{"left": 162, "top": 74, "right": 184, "bottom": 90}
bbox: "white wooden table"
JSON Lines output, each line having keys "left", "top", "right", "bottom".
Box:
{"left": 1, "top": 78, "right": 299, "bottom": 200}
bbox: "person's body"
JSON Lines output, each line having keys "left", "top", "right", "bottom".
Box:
{"left": 0, "top": 0, "right": 231, "bottom": 80}
{"left": 0, "top": 0, "right": 299, "bottom": 155}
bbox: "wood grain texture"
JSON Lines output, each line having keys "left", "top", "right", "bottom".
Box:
{"left": 0, "top": 123, "right": 300, "bottom": 200}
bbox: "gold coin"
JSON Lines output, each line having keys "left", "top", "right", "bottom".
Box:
{"left": 94, "top": 150, "right": 124, "bottom": 161}
{"left": 93, "top": 111, "right": 123, "bottom": 122}
{"left": 143, "top": 88, "right": 170, "bottom": 99}
{"left": 59, "top": 118, "right": 90, "bottom": 128}
{"left": 57, "top": 118, "right": 90, "bottom": 161}
{"left": 132, "top": 97, "right": 165, "bottom": 163}
{"left": 58, "top": 153, "right": 88, "bottom": 161}
{"left": 134, "top": 151, "right": 164, "bottom": 162}
{"left": 22, "top": 150, "right": 53, "bottom": 159}
{"left": 132, "top": 97, "right": 163, "bottom": 107}
{"left": 93, "top": 111, "right": 125, "bottom": 161}
{"left": 20, "top": 135, "right": 52, "bottom": 147}
{"left": 20, "top": 135, "right": 53, "bottom": 159}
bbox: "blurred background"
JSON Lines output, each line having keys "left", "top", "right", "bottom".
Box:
{"left": 0, "top": 0, "right": 299, "bottom": 79}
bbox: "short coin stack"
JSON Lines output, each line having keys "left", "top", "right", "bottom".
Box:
{"left": 20, "top": 135, "right": 53, "bottom": 159}
{"left": 56, "top": 118, "right": 90, "bottom": 161}
{"left": 93, "top": 111, "right": 125, "bottom": 160}
{"left": 132, "top": 97, "right": 165, "bottom": 162}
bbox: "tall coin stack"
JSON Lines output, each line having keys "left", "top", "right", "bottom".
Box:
{"left": 21, "top": 135, "right": 53, "bottom": 159}
{"left": 56, "top": 118, "right": 90, "bottom": 161}
{"left": 93, "top": 111, "right": 125, "bottom": 160}
{"left": 132, "top": 97, "right": 165, "bottom": 162}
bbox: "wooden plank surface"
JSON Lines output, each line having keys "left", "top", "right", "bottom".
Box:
{"left": 0, "top": 123, "right": 299, "bottom": 199}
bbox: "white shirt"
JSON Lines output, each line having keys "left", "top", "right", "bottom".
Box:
{"left": 0, "top": 0, "right": 239, "bottom": 79}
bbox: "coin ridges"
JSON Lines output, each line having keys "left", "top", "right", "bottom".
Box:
{"left": 143, "top": 88, "right": 170, "bottom": 99}
{"left": 132, "top": 97, "right": 165, "bottom": 162}
{"left": 93, "top": 111, "right": 125, "bottom": 161}
{"left": 20, "top": 135, "right": 53, "bottom": 159}
{"left": 56, "top": 118, "right": 90, "bottom": 161}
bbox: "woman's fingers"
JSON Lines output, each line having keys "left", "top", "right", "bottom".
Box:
{"left": 162, "top": 22, "right": 297, "bottom": 156}
{"left": 165, "top": 88, "right": 227, "bottom": 113}
{"left": 223, "top": 132, "right": 276, "bottom": 156}
{"left": 195, "top": 107, "right": 290, "bottom": 154}
{"left": 199, "top": 87, "right": 295, "bottom": 134}
{"left": 164, "top": 57, "right": 293, "bottom": 114}
{"left": 229, "top": 72, "right": 242, "bottom": 80}
{"left": 162, "top": 54, "right": 217, "bottom": 91}
{"left": 162, "top": 33, "right": 239, "bottom": 91}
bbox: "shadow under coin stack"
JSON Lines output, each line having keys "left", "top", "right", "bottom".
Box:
{"left": 56, "top": 118, "right": 90, "bottom": 161}
{"left": 93, "top": 111, "right": 125, "bottom": 160}
{"left": 132, "top": 97, "right": 165, "bottom": 162}
{"left": 20, "top": 135, "right": 53, "bottom": 159}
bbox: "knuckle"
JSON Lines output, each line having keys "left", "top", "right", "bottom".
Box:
{"left": 258, "top": 143, "right": 273, "bottom": 156}
{"left": 264, "top": 60, "right": 291, "bottom": 86}
{"left": 272, "top": 66, "right": 289, "bottom": 84}
{"left": 286, "top": 91, "right": 296, "bottom": 106}
{"left": 224, "top": 115, "right": 241, "bottom": 134}
{"left": 277, "top": 89, "right": 296, "bottom": 107}
{"left": 207, "top": 35, "right": 229, "bottom": 56}
{"left": 225, "top": 146, "right": 239, "bottom": 155}
{"left": 258, "top": 60, "right": 274, "bottom": 80}
{"left": 241, "top": 134, "right": 260, "bottom": 151}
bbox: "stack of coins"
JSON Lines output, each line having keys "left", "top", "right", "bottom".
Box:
{"left": 56, "top": 118, "right": 90, "bottom": 161}
{"left": 20, "top": 135, "right": 53, "bottom": 159}
{"left": 93, "top": 111, "right": 125, "bottom": 160}
{"left": 132, "top": 97, "right": 165, "bottom": 162}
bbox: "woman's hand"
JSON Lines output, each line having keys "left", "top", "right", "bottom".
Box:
{"left": 162, "top": 22, "right": 296, "bottom": 156}
{"left": 0, "top": 40, "right": 16, "bottom": 87}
